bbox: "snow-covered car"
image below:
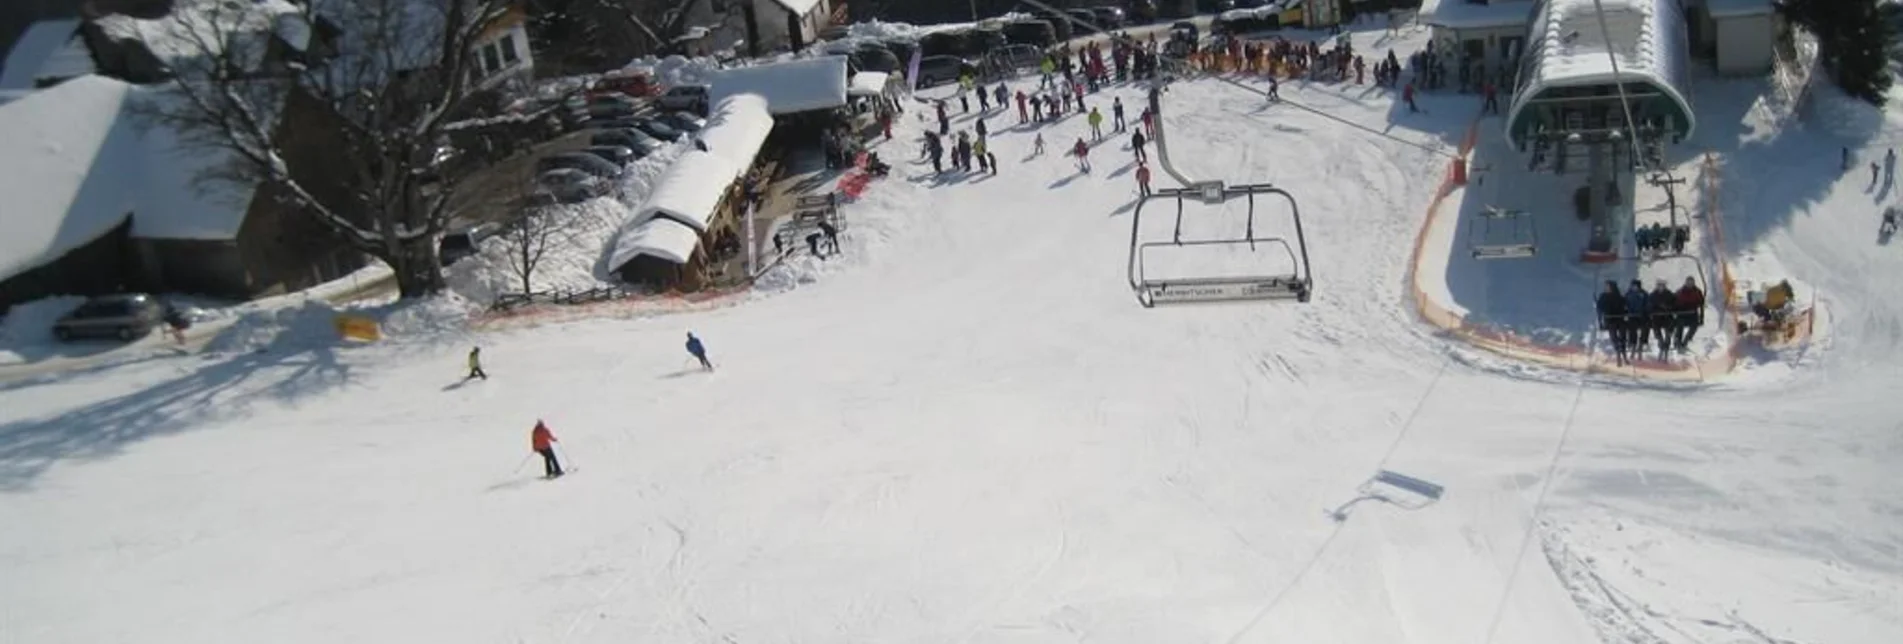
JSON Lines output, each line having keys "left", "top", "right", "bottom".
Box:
{"left": 535, "top": 152, "right": 625, "bottom": 179}
{"left": 589, "top": 130, "right": 658, "bottom": 157}
{"left": 439, "top": 223, "right": 500, "bottom": 266}
{"left": 579, "top": 145, "right": 637, "bottom": 167}
{"left": 632, "top": 118, "right": 684, "bottom": 142}
{"left": 655, "top": 85, "right": 708, "bottom": 114}
{"left": 535, "top": 168, "right": 608, "bottom": 204}
{"left": 656, "top": 111, "right": 705, "bottom": 133}
{"left": 51, "top": 293, "right": 164, "bottom": 342}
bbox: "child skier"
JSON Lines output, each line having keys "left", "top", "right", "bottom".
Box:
{"left": 1136, "top": 162, "right": 1152, "bottom": 197}
{"left": 466, "top": 346, "right": 487, "bottom": 380}
{"left": 686, "top": 332, "right": 713, "bottom": 371}
{"left": 1073, "top": 138, "right": 1091, "bottom": 173}
{"left": 530, "top": 420, "right": 562, "bottom": 478}
{"left": 1033, "top": 133, "right": 1046, "bottom": 156}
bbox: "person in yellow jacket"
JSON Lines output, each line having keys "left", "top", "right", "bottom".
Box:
{"left": 466, "top": 346, "right": 487, "bottom": 380}
{"left": 1751, "top": 280, "right": 1795, "bottom": 326}
{"left": 1087, "top": 107, "right": 1104, "bottom": 140}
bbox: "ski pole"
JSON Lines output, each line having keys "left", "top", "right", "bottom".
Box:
{"left": 556, "top": 444, "right": 577, "bottom": 471}
{"left": 510, "top": 452, "right": 532, "bottom": 475}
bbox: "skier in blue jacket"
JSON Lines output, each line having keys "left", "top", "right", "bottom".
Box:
{"left": 1623, "top": 280, "right": 1651, "bottom": 353}
{"left": 685, "top": 332, "right": 713, "bottom": 371}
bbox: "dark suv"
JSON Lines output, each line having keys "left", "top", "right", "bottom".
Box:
{"left": 52, "top": 294, "right": 164, "bottom": 342}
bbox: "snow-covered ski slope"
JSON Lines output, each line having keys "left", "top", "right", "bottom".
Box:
{"left": 2, "top": 29, "right": 1898, "bottom": 644}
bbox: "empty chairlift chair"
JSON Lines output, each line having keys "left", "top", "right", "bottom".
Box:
{"left": 1469, "top": 205, "right": 1538, "bottom": 259}
{"left": 1126, "top": 181, "right": 1314, "bottom": 307}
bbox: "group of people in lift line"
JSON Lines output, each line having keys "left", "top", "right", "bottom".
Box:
{"left": 464, "top": 333, "right": 715, "bottom": 481}
{"left": 1594, "top": 278, "right": 1705, "bottom": 364}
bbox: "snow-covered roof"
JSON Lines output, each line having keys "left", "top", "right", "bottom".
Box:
{"left": 708, "top": 56, "right": 848, "bottom": 115}
{"left": 0, "top": 75, "right": 276, "bottom": 282}
{"left": 637, "top": 151, "right": 736, "bottom": 234}
{"left": 604, "top": 149, "right": 752, "bottom": 272}
{"left": 0, "top": 75, "right": 141, "bottom": 282}
{"left": 695, "top": 94, "right": 773, "bottom": 173}
{"left": 1506, "top": 0, "right": 1695, "bottom": 142}
{"left": 41, "top": 33, "right": 100, "bottom": 82}
{"left": 1523, "top": 0, "right": 1689, "bottom": 94}
{"left": 610, "top": 217, "right": 703, "bottom": 266}
{"left": 848, "top": 71, "right": 893, "bottom": 96}
{"left": 1418, "top": 0, "right": 1537, "bottom": 29}
{"left": 771, "top": 0, "right": 825, "bottom": 17}
{"left": 1707, "top": 0, "right": 1775, "bottom": 18}
{"left": 1, "top": 20, "right": 83, "bottom": 89}
{"left": 96, "top": 0, "right": 310, "bottom": 74}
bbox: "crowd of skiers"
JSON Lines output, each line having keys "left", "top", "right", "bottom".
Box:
{"left": 1594, "top": 277, "right": 1706, "bottom": 364}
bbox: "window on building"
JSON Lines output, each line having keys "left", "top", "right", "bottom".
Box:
{"left": 499, "top": 33, "right": 520, "bottom": 64}
{"left": 482, "top": 44, "right": 502, "bottom": 75}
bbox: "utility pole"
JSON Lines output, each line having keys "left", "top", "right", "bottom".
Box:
{"left": 1648, "top": 173, "right": 1687, "bottom": 227}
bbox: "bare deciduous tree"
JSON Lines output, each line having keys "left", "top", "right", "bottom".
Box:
{"left": 503, "top": 209, "right": 558, "bottom": 295}
{"left": 133, "top": 0, "right": 518, "bottom": 298}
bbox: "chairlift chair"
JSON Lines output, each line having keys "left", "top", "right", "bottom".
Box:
{"left": 1126, "top": 182, "right": 1314, "bottom": 307}
{"left": 1469, "top": 205, "right": 1537, "bottom": 259}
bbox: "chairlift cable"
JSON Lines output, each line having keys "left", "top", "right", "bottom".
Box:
{"left": 1477, "top": 278, "right": 1603, "bottom": 644}
{"left": 1011, "top": 0, "right": 1459, "bottom": 164}
{"left": 1588, "top": 0, "right": 1648, "bottom": 172}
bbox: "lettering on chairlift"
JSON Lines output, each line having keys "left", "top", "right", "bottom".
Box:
{"left": 1150, "top": 278, "right": 1299, "bottom": 301}
{"left": 1473, "top": 245, "right": 1535, "bottom": 259}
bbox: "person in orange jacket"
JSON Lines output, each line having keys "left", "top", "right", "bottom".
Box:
{"left": 531, "top": 420, "right": 563, "bottom": 478}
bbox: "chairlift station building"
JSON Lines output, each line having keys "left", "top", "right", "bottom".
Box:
{"left": 1419, "top": 0, "right": 1779, "bottom": 258}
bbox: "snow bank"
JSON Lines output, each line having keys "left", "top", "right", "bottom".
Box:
{"left": 200, "top": 300, "right": 343, "bottom": 354}
{"left": 443, "top": 140, "right": 689, "bottom": 303}
{"left": 0, "top": 296, "right": 86, "bottom": 364}
{"left": 838, "top": 15, "right": 1027, "bottom": 43}
{"left": 621, "top": 55, "right": 723, "bottom": 89}
{"left": 199, "top": 292, "right": 475, "bottom": 355}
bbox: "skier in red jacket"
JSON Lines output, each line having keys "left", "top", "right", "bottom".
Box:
{"left": 531, "top": 420, "right": 563, "bottom": 478}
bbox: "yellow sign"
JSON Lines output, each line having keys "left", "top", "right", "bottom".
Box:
{"left": 333, "top": 314, "right": 381, "bottom": 341}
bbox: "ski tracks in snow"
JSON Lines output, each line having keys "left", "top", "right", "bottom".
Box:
{"left": 1541, "top": 525, "right": 1814, "bottom": 644}
{"left": 951, "top": 502, "right": 1071, "bottom": 644}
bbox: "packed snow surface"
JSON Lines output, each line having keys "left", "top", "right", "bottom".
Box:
{"left": 0, "top": 26, "right": 1898, "bottom": 644}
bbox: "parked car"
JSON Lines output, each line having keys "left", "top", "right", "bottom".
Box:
{"left": 51, "top": 294, "right": 164, "bottom": 342}
{"left": 590, "top": 131, "right": 658, "bottom": 156}
{"left": 916, "top": 55, "right": 968, "bottom": 87}
{"left": 850, "top": 44, "right": 901, "bottom": 72}
{"left": 535, "top": 152, "right": 626, "bottom": 178}
{"left": 880, "top": 39, "right": 918, "bottom": 67}
{"left": 578, "top": 103, "right": 637, "bottom": 121}
{"left": 589, "top": 116, "right": 647, "bottom": 131}
{"left": 1003, "top": 19, "right": 1057, "bottom": 47}
{"left": 580, "top": 145, "right": 637, "bottom": 166}
{"left": 1172, "top": 20, "right": 1200, "bottom": 43}
{"left": 590, "top": 70, "right": 656, "bottom": 98}
{"left": 1127, "top": 0, "right": 1159, "bottom": 23}
{"left": 1066, "top": 8, "right": 1102, "bottom": 28}
{"left": 439, "top": 223, "right": 500, "bottom": 266}
{"left": 535, "top": 168, "right": 608, "bottom": 204}
{"left": 989, "top": 43, "right": 1044, "bottom": 72}
{"left": 655, "top": 85, "right": 709, "bottom": 113}
{"left": 1090, "top": 6, "right": 1127, "bottom": 26}
{"left": 632, "top": 118, "right": 684, "bottom": 142}
{"left": 656, "top": 111, "right": 705, "bottom": 132}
